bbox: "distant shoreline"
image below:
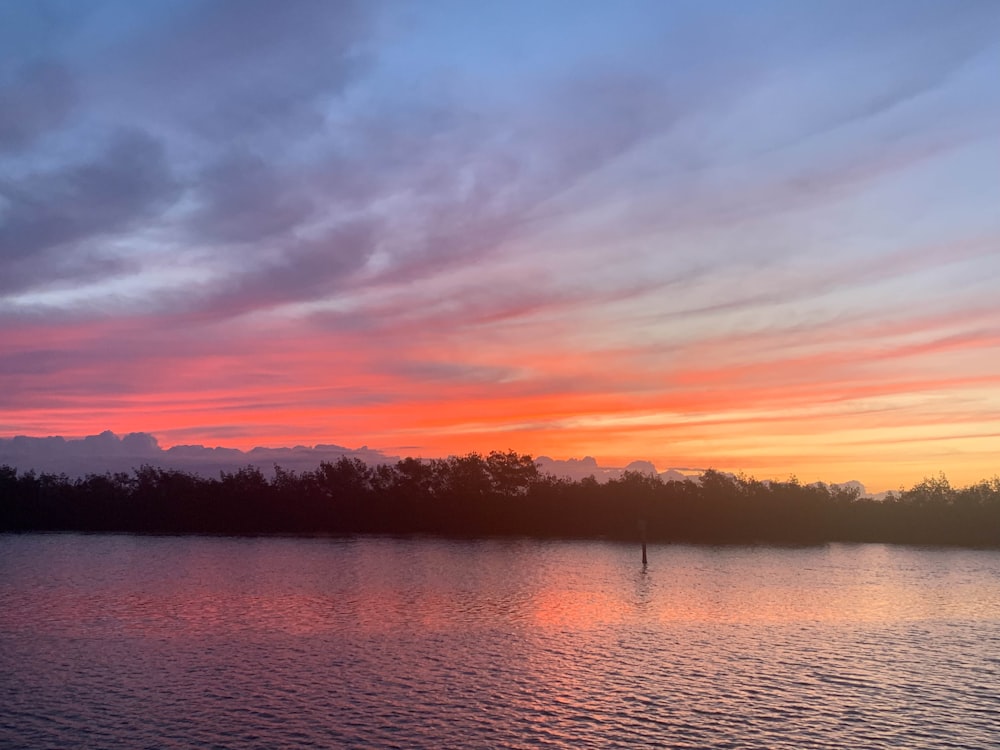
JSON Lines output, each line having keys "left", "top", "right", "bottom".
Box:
{"left": 3, "top": 454, "right": 998, "bottom": 548}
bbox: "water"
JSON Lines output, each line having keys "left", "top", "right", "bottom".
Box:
{"left": 2, "top": 535, "right": 999, "bottom": 749}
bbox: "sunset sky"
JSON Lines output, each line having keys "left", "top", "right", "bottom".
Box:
{"left": 2, "top": 0, "right": 999, "bottom": 492}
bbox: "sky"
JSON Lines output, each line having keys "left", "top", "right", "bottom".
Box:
{"left": 1, "top": 0, "right": 998, "bottom": 492}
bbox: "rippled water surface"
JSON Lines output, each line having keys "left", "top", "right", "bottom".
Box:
{"left": 2, "top": 535, "right": 999, "bottom": 748}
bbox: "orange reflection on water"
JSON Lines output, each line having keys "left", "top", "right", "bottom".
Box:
{"left": 9, "top": 539, "right": 999, "bottom": 648}
{"left": 530, "top": 588, "right": 629, "bottom": 629}
{"left": 518, "top": 544, "right": 1000, "bottom": 630}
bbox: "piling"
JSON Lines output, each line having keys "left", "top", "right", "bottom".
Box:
{"left": 638, "top": 518, "right": 648, "bottom": 565}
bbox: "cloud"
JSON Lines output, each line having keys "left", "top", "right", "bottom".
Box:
{"left": 186, "top": 217, "right": 379, "bottom": 319}
{"left": 0, "top": 129, "right": 179, "bottom": 292}
{"left": 343, "top": 68, "right": 685, "bottom": 291}
{"left": 110, "top": 0, "right": 372, "bottom": 141}
{"left": 164, "top": 64, "right": 684, "bottom": 319}
{"left": 0, "top": 1, "right": 997, "bottom": 494}
{"left": 188, "top": 150, "right": 315, "bottom": 244}
{"left": 0, "top": 61, "right": 77, "bottom": 152}
{"left": 0, "top": 430, "right": 396, "bottom": 478}
{"left": 0, "top": 428, "right": 709, "bottom": 486}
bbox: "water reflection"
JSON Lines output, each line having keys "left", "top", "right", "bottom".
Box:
{"left": 3, "top": 536, "right": 1000, "bottom": 749}
{"left": 633, "top": 565, "right": 654, "bottom": 614}
{"left": 4, "top": 538, "right": 1000, "bottom": 637}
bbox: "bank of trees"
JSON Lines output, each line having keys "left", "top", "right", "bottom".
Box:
{"left": 2, "top": 454, "right": 999, "bottom": 546}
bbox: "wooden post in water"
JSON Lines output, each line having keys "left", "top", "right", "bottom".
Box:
{"left": 638, "top": 518, "right": 648, "bottom": 566}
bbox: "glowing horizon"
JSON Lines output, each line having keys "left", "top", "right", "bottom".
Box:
{"left": 2, "top": 1, "right": 999, "bottom": 495}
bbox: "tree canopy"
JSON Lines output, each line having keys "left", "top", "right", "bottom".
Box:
{"left": 2, "top": 455, "right": 999, "bottom": 546}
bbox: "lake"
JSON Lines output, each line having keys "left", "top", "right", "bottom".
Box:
{"left": 2, "top": 534, "right": 999, "bottom": 748}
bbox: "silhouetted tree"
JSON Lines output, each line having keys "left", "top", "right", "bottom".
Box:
{"left": 1, "top": 460, "right": 998, "bottom": 546}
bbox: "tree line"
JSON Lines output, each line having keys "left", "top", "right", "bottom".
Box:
{"left": 2, "top": 452, "right": 999, "bottom": 546}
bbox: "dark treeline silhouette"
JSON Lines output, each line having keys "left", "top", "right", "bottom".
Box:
{"left": 2, "top": 452, "right": 999, "bottom": 546}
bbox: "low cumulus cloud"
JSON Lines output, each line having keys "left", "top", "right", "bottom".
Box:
{"left": 0, "top": 430, "right": 396, "bottom": 478}
{"left": 0, "top": 429, "right": 706, "bottom": 487}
